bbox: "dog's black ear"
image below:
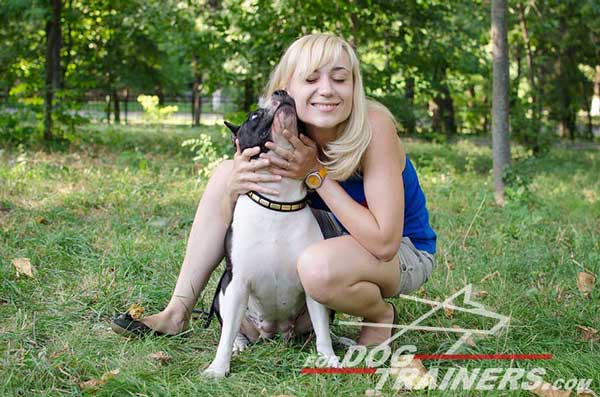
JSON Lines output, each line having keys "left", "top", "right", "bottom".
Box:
{"left": 224, "top": 120, "right": 240, "bottom": 135}
{"left": 224, "top": 121, "right": 240, "bottom": 148}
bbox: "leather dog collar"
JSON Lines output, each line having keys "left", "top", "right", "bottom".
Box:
{"left": 246, "top": 191, "right": 307, "bottom": 212}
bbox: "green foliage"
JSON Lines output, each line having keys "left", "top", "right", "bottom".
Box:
{"left": 182, "top": 127, "right": 232, "bottom": 179}
{"left": 0, "top": 111, "right": 39, "bottom": 144}
{"left": 137, "top": 95, "right": 179, "bottom": 122}
{"left": 1, "top": 0, "right": 599, "bottom": 148}
{"left": 510, "top": 99, "right": 556, "bottom": 155}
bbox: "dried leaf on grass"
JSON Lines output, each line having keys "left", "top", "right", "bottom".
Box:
{"left": 389, "top": 357, "right": 435, "bottom": 390}
{"left": 443, "top": 304, "right": 454, "bottom": 318}
{"left": 576, "top": 325, "right": 600, "bottom": 342}
{"left": 101, "top": 369, "right": 119, "bottom": 381}
{"left": 78, "top": 369, "right": 120, "bottom": 390}
{"left": 531, "top": 381, "right": 572, "bottom": 397}
{"left": 480, "top": 271, "right": 499, "bottom": 283}
{"left": 127, "top": 304, "right": 144, "bottom": 320}
{"left": 78, "top": 378, "right": 104, "bottom": 390}
{"left": 364, "top": 389, "right": 384, "bottom": 396}
{"left": 149, "top": 351, "right": 172, "bottom": 364}
{"left": 577, "top": 389, "right": 597, "bottom": 397}
{"left": 473, "top": 290, "right": 489, "bottom": 298}
{"left": 451, "top": 325, "right": 476, "bottom": 347}
{"left": 576, "top": 272, "right": 595, "bottom": 297}
{"left": 35, "top": 216, "right": 49, "bottom": 224}
{"left": 12, "top": 258, "right": 35, "bottom": 278}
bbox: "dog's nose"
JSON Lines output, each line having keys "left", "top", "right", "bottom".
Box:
{"left": 273, "top": 90, "right": 288, "bottom": 97}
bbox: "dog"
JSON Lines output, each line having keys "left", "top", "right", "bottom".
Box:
{"left": 202, "top": 90, "right": 339, "bottom": 378}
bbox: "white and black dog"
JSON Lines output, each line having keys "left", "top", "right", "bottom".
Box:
{"left": 202, "top": 90, "right": 340, "bottom": 378}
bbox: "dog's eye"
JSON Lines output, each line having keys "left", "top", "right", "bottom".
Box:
{"left": 250, "top": 113, "right": 258, "bottom": 120}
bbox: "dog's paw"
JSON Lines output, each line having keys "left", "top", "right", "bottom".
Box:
{"left": 317, "top": 352, "right": 341, "bottom": 368}
{"left": 232, "top": 333, "right": 249, "bottom": 355}
{"left": 201, "top": 364, "right": 229, "bottom": 379}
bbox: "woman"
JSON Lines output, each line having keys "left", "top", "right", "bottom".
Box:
{"left": 112, "top": 33, "right": 436, "bottom": 347}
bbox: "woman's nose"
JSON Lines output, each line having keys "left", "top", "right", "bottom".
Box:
{"left": 317, "top": 77, "right": 334, "bottom": 96}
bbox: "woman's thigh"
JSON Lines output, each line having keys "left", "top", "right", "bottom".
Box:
{"left": 298, "top": 235, "right": 401, "bottom": 299}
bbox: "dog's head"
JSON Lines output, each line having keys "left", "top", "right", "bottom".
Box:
{"left": 224, "top": 90, "right": 303, "bottom": 159}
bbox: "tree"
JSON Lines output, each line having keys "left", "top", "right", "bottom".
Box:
{"left": 491, "top": 0, "right": 511, "bottom": 205}
{"left": 44, "top": 0, "right": 62, "bottom": 140}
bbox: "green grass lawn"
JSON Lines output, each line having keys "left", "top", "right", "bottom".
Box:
{"left": 1, "top": 123, "right": 599, "bottom": 396}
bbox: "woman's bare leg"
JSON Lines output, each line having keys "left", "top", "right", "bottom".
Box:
{"left": 297, "top": 235, "right": 400, "bottom": 346}
{"left": 142, "top": 160, "right": 234, "bottom": 335}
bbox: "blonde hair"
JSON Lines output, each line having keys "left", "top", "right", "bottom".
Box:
{"left": 262, "top": 33, "right": 395, "bottom": 181}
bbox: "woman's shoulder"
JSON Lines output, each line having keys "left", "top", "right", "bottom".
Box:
{"left": 366, "top": 102, "right": 401, "bottom": 147}
{"left": 364, "top": 102, "right": 405, "bottom": 167}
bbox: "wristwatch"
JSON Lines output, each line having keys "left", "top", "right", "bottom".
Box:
{"left": 304, "top": 167, "right": 328, "bottom": 190}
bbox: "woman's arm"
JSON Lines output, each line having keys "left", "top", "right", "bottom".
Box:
{"left": 316, "top": 110, "right": 406, "bottom": 261}
{"left": 261, "top": 112, "right": 405, "bottom": 261}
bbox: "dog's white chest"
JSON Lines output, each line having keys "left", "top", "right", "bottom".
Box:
{"left": 230, "top": 195, "right": 322, "bottom": 330}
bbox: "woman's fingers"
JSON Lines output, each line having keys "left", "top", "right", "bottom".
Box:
{"left": 282, "top": 129, "right": 305, "bottom": 150}
{"left": 244, "top": 183, "right": 279, "bottom": 196}
{"left": 265, "top": 141, "right": 294, "bottom": 161}
{"left": 240, "top": 145, "right": 261, "bottom": 161}
{"left": 259, "top": 153, "right": 294, "bottom": 170}
{"left": 239, "top": 172, "right": 281, "bottom": 183}
{"left": 298, "top": 133, "right": 317, "bottom": 148}
{"left": 242, "top": 159, "right": 270, "bottom": 173}
{"left": 268, "top": 167, "right": 296, "bottom": 178}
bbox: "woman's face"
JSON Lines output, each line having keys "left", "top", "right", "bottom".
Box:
{"left": 286, "top": 51, "right": 354, "bottom": 133}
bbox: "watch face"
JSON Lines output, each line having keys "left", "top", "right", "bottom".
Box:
{"left": 306, "top": 174, "right": 321, "bottom": 188}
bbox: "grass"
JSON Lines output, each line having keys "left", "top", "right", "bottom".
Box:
{"left": 0, "top": 123, "right": 599, "bottom": 396}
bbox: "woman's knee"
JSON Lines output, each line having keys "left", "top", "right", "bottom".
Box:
{"left": 297, "top": 245, "right": 338, "bottom": 304}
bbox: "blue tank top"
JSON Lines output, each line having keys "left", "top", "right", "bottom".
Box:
{"left": 307, "top": 156, "right": 437, "bottom": 254}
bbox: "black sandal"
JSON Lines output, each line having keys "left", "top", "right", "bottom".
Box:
{"left": 110, "top": 312, "right": 169, "bottom": 338}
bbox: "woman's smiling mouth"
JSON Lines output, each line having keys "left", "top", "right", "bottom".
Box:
{"left": 311, "top": 102, "right": 340, "bottom": 112}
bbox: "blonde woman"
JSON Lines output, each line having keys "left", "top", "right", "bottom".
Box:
{"left": 112, "top": 33, "right": 436, "bottom": 347}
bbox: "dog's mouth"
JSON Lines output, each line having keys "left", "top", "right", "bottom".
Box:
{"left": 225, "top": 90, "right": 303, "bottom": 158}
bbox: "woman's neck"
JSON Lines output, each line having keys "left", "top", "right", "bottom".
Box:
{"left": 307, "top": 124, "right": 343, "bottom": 149}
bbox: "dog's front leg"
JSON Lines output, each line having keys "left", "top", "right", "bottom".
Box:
{"left": 202, "top": 278, "right": 249, "bottom": 378}
{"left": 305, "top": 295, "right": 340, "bottom": 367}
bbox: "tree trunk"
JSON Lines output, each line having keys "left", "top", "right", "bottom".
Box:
{"left": 44, "top": 0, "right": 62, "bottom": 141}
{"left": 431, "top": 82, "right": 457, "bottom": 137}
{"left": 243, "top": 78, "right": 254, "bottom": 112}
{"left": 517, "top": 1, "right": 542, "bottom": 153}
{"left": 491, "top": 0, "right": 511, "bottom": 206}
{"left": 440, "top": 83, "right": 457, "bottom": 136}
{"left": 193, "top": 75, "right": 202, "bottom": 126}
{"left": 404, "top": 77, "right": 416, "bottom": 134}
{"left": 590, "top": 65, "right": 600, "bottom": 117}
{"left": 61, "top": 0, "right": 72, "bottom": 89}
{"left": 124, "top": 88, "right": 128, "bottom": 124}
{"left": 429, "top": 100, "right": 441, "bottom": 134}
{"left": 113, "top": 89, "right": 120, "bottom": 124}
{"left": 192, "top": 54, "right": 202, "bottom": 126}
{"left": 156, "top": 86, "right": 164, "bottom": 106}
{"left": 105, "top": 94, "right": 111, "bottom": 124}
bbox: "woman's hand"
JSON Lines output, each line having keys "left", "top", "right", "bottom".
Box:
{"left": 226, "top": 139, "right": 282, "bottom": 204}
{"left": 260, "top": 129, "right": 320, "bottom": 180}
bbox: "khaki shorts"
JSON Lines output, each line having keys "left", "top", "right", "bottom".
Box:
{"left": 311, "top": 208, "right": 435, "bottom": 296}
